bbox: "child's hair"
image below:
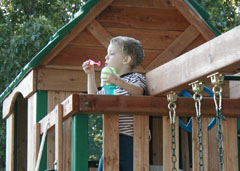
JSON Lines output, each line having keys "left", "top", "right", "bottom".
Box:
{"left": 110, "top": 36, "right": 144, "bottom": 69}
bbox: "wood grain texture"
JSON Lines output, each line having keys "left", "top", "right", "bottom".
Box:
{"left": 146, "top": 26, "right": 240, "bottom": 95}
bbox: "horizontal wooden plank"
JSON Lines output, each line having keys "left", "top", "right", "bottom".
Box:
{"left": 37, "top": 68, "right": 97, "bottom": 92}
{"left": 111, "top": 0, "right": 174, "bottom": 9}
{"left": 106, "top": 27, "right": 182, "bottom": 50}
{"left": 146, "top": 25, "right": 240, "bottom": 95}
{"left": 78, "top": 94, "right": 240, "bottom": 117}
{"left": 48, "top": 45, "right": 161, "bottom": 71}
{"left": 96, "top": 6, "right": 189, "bottom": 31}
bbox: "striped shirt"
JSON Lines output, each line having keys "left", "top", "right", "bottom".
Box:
{"left": 98, "top": 72, "right": 147, "bottom": 136}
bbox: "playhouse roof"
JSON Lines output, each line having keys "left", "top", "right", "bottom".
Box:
{"left": 0, "top": 0, "right": 220, "bottom": 102}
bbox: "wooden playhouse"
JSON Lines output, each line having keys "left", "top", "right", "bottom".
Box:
{"left": 1, "top": 0, "right": 240, "bottom": 170}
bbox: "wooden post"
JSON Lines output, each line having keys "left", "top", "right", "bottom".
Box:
{"left": 163, "top": 116, "right": 179, "bottom": 170}
{"left": 27, "top": 93, "right": 37, "bottom": 170}
{"left": 55, "top": 104, "right": 63, "bottom": 171}
{"left": 222, "top": 118, "right": 238, "bottom": 171}
{"left": 6, "top": 114, "right": 14, "bottom": 171}
{"left": 103, "top": 114, "right": 119, "bottom": 171}
{"left": 134, "top": 115, "right": 149, "bottom": 171}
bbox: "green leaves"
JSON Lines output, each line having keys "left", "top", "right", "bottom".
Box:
{"left": 196, "top": 0, "right": 240, "bottom": 32}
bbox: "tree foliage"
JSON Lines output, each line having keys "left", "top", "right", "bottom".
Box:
{"left": 0, "top": 0, "right": 240, "bottom": 169}
{"left": 196, "top": 0, "right": 240, "bottom": 32}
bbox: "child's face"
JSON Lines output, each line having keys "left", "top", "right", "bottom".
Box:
{"left": 105, "top": 43, "right": 126, "bottom": 72}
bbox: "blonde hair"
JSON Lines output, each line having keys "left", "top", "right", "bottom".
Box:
{"left": 110, "top": 36, "right": 144, "bottom": 69}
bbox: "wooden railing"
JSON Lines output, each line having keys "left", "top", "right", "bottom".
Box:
{"left": 35, "top": 94, "right": 240, "bottom": 171}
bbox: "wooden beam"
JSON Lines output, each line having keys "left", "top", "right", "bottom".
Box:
{"left": 103, "top": 114, "right": 119, "bottom": 171}
{"left": 55, "top": 104, "right": 63, "bottom": 171}
{"left": 134, "top": 115, "right": 149, "bottom": 171}
{"left": 87, "top": 20, "right": 112, "bottom": 48}
{"left": 5, "top": 114, "right": 14, "bottom": 171}
{"left": 223, "top": 118, "right": 239, "bottom": 171}
{"left": 3, "top": 70, "right": 36, "bottom": 119}
{"left": 41, "top": 0, "right": 113, "bottom": 65}
{"left": 146, "top": 25, "right": 200, "bottom": 70}
{"left": 146, "top": 26, "right": 240, "bottom": 96}
{"left": 169, "top": 0, "right": 216, "bottom": 40}
{"left": 78, "top": 94, "right": 240, "bottom": 117}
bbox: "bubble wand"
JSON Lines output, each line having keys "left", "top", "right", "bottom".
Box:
{"left": 88, "top": 59, "right": 101, "bottom": 67}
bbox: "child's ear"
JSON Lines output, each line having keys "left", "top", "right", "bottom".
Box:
{"left": 123, "top": 55, "right": 132, "bottom": 65}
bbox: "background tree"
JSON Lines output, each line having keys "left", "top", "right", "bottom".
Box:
{"left": 0, "top": 0, "right": 240, "bottom": 169}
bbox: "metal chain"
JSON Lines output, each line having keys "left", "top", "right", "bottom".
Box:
{"left": 167, "top": 91, "right": 178, "bottom": 171}
{"left": 190, "top": 81, "right": 204, "bottom": 171}
{"left": 214, "top": 89, "right": 224, "bottom": 171}
{"left": 208, "top": 73, "right": 225, "bottom": 171}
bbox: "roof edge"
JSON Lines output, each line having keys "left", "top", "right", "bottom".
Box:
{"left": 186, "top": 0, "right": 221, "bottom": 36}
{"left": 0, "top": 0, "right": 100, "bottom": 103}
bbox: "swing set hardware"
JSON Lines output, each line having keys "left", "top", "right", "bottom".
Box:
{"left": 166, "top": 91, "right": 177, "bottom": 124}
{"left": 189, "top": 80, "right": 204, "bottom": 102}
{"left": 208, "top": 72, "right": 225, "bottom": 171}
{"left": 166, "top": 91, "right": 178, "bottom": 103}
{"left": 207, "top": 72, "right": 224, "bottom": 86}
{"left": 166, "top": 91, "right": 178, "bottom": 170}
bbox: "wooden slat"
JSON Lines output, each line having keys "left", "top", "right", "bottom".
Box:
{"left": 3, "top": 70, "right": 36, "bottom": 119}
{"left": 97, "top": 6, "right": 189, "bottom": 31}
{"left": 41, "top": 0, "right": 114, "bottom": 65}
{"left": 47, "top": 91, "right": 72, "bottom": 169}
{"left": 39, "top": 106, "right": 58, "bottom": 134}
{"left": 106, "top": 27, "right": 182, "bottom": 50}
{"left": 192, "top": 117, "right": 208, "bottom": 171}
{"left": 134, "top": 115, "right": 149, "bottom": 171}
{"left": 151, "top": 117, "right": 163, "bottom": 165}
{"left": 78, "top": 94, "right": 240, "bottom": 117}
{"left": 27, "top": 93, "right": 38, "bottom": 170}
{"left": 146, "top": 26, "right": 240, "bottom": 96}
{"left": 180, "top": 118, "right": 191, "bottom": 171}
{"left": 169, "top": 0, "right": 216, "bottom": 40}
{"left": 146, "top": 25, "right": 200, "bottom": 70}
{"left": 37, "top": 68, "right": 88, "bottom": 92}
{"left": 87, "top": 20, "right": 112, "bottom": 48}
{"left": 103, "top": 114, "right": 119, "bottom": 171}
{"left": 55, "top": 104, "right": 63, "bottom": 171}
{"left": 163, "top": 116, "right": 179, "bottom": 170}
{"left": 6, "top": 114, "right": 14, "bottom": 171}
{"left": 62, "top": 94, "right": 79, "bottom": 118}
{"left": 222, "top": 118, "right": 239, "bottom": 171}
{"left": 207, "top": 118, "right": 218, "bottom": 170}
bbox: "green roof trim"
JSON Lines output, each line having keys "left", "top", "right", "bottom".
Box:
{"left": 0, "top": 0, "right": 221, "bottom": 103}
{"left": 0, "top": 0, "right": 100, "bottom": 103}
{"left": 186, "top": 0, "right": 221, "bottom": 36}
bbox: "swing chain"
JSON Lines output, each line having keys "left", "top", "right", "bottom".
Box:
{"left": 190, "top": 81, "right": 204, "bottom": 171}
{"left": 167, "top": 91, "right": 178, "bottom": 171}
{"left": 208, "top": 73, "right": 225, "bottom": 171}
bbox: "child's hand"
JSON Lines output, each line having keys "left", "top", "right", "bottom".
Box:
{"left": 82, "top": 60, "right": 94, "bottom": 74}
{"left": 101, "top": 67, "right": 120, "bottom": 85}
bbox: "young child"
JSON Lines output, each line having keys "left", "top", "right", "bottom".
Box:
{"left": 82, "top": 36, "right": 146, "bottom": 171}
